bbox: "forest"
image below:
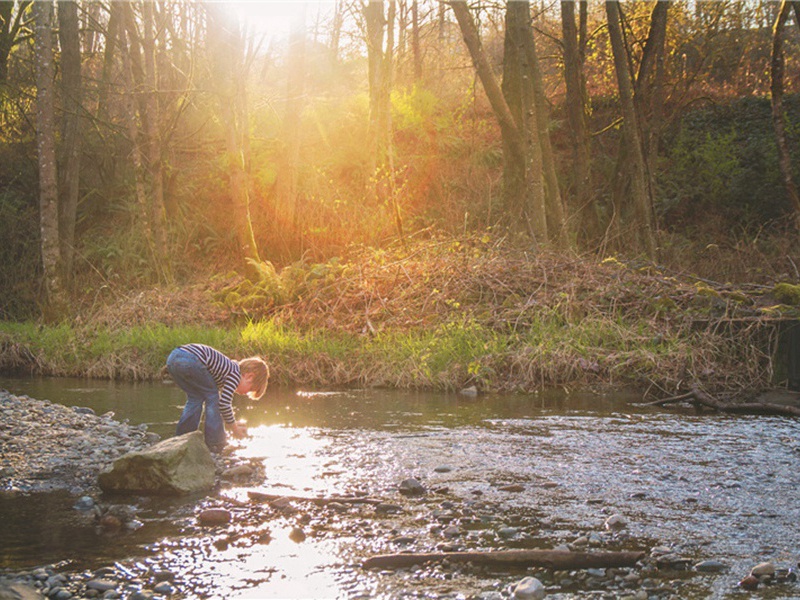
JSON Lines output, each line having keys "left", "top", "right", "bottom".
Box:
{"left": 1, "top": 0, "right": 800, "bottom": 394}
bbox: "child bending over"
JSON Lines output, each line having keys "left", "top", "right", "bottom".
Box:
{"left": 166, "top": 343, "right": 269, "bottom": 452}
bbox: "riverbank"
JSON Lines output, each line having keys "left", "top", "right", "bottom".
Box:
{"left": 2, "top": 237, "right": 799, "bottom": 398}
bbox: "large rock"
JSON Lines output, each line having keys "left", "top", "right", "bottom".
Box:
{"left": 0, "top": 582, "right": 44, "bottom": 599}
{"left": 98, "top": 431, "right": 215, "bottom": 495}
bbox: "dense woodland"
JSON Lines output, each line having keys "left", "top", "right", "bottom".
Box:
{"left": 1, "top": 0, "right": 800, "bottom": 321}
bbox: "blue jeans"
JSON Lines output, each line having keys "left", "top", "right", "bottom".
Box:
{"left": 166, "top": 347, "right": 226, "bottom": 449}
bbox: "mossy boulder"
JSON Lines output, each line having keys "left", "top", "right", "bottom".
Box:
{"left": 773, "top": 283, "right": 800, "bottom": 306}
{"left": 98, "top": 431, "right": 215, "bottom": 495}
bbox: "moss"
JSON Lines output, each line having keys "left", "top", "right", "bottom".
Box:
{"left": 773, "top": 283, "right": 800, "bottom": 306}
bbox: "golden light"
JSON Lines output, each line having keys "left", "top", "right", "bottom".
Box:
{"left": 228, "top": 1, "right": 320, "bottom": 40}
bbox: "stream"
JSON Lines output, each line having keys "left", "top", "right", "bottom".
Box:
{"left": 1, "top": 377, "right": 799, "bottom": 599}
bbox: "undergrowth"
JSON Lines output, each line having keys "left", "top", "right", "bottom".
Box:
{"left": 1, "top": 235, "right": 798, "bottom": 398}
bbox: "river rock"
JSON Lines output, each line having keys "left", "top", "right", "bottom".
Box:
{"left": 98, "top": 431, "right": 215, "bottom": 495}
{"left": 197, "top": 508, "right": 232, "bottom": 526}
{"left": 695, "top": 560, "right": 728, "bottom": 572}
{"left": 398, "top": 478, "right": 425, "bottom": 496}
{"left": 511, "top": 576, "right": 545, "bottom": 600}
{"left": 751, "top": 562, "right": 776, "bottom": 577}
{"left": 604, "top": 514, "right": 627, "bottom": 530}
{"left": 0, "top": 581, "right": 44, "bottom": 599}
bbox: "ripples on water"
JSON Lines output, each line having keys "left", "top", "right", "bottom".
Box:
{"left": 2, "top": 378, "right": 799, "bottom": 599}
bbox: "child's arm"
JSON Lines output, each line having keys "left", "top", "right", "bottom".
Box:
{"left": 229, "top": 420, "right": 248, "bottom": 438}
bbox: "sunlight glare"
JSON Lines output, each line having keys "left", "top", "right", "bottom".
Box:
{"left": 235, "top": 424, "right": 335, "bottom": 495}
{"left": 229, "top": 1, "right": 314, "bottom": 40}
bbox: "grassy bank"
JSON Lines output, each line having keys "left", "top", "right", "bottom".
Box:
{"left": 1, "top": 236, "right": 798, "bottom": 398}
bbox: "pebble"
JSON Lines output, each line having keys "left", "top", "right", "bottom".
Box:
{"left": 751, "top": 561, "right": 776, "bottom": 577}
{"left": 197, "top": 508, "right": 232, "bottom": 526}
{"left": 398, "top": 478, "right": 426, "bottom": 496}
{"left": 695, "top": 560, "right": 728, "bottom": 572}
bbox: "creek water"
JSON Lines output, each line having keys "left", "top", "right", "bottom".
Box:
{"left": 1, "top": 377, "right": 799, "bottom": 599}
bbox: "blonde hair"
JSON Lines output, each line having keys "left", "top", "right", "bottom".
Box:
{"left": 238, "top": 357, "right": 270, "bottom": 400}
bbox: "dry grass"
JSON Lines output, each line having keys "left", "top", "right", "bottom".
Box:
{"left": 10, "top": 234, "right": 796, "bottom": 397}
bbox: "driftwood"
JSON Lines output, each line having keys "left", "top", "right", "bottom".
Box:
{"left": 362, "top": 549, "right": 645, "bottom": 570}
{"left": 247, "top": 490, "right": 383, "bottom": 506}
{"left": 645, "top": 386, "right": 800, "bottom": 417}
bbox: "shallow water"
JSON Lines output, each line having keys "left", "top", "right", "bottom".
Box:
{"left": 1, "top": 377, "right": 799, "bottom": 599}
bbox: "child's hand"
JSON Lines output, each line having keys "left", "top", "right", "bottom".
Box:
{"left": 230, "top": 420, "right": 249, "bottom": 439}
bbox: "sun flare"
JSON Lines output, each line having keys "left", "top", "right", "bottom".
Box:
{"left": 229, "top": 1, "right": 319, "bottom": 40}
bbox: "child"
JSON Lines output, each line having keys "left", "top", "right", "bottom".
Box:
{"left": 166, "top": 343, "right": 269, "bottom": 452}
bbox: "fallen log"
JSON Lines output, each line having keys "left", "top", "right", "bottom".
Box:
{"left": 247, "top": 490, "right": 383, "bottom": 506}
{"left": 644, "top": 387, "right": 800, "bottom": 417}
{"left": 362, "top": 549, "right": 645, "bottom": 571}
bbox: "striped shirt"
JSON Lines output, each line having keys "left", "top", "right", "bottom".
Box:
{"left": 179, "top": 344, "right": 240, "bottom": 423}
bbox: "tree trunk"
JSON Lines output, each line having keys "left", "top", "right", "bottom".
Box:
{"left": 450, "top": 1, "right": 543, "bottom": 242}
{"left": 141, "top": 2, "right": 171, "bottom": 281}
{"left": 365, "top": 0, "right": 387, "bottom": 168}
{"left": 207, "top": 4, "right": 261, "bottom": 264}
{"left": 278, "top": 4, "right": 307, "bottom": 253}
{"left": 523, "top": 12, "right": 567, "bottom": 246}
{"left": 771, "top": 0, "right": 800, "bottom": 231}
{"left": 634, "top": 1, "right": 668, "bottom": 225}
{"left": 0, "top": 1, "right": 31, "bottom": 84}
{"left": 57, "top": 0, "right": 82, "bottom": 281}
{"left": 502, "top": 0, "right": 546, "bottom": 241}
{"left": 96, "top": 3, "right": 120, "bottom": 121}
{"left": 412, "top": 0, "right": 421, "bottom": 81}
{"left": 561, "top": 0, "right": 595, "bottom": 245}
{"left": 605, "top": 0, "right": 656, "bottom": 257}
{"left": 330, "top": 0, "right": 343, "bottom": 62}
{"left": 118, "top": 15, "right": 155, "bottom": 263}
{"left": 34, "top": 0, "right": 63, "bottom": 310}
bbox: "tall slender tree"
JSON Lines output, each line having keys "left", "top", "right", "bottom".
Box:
{"left": 770, "top": 0, "right": 800, "bottom": 231}
{"left": 561, "top": 0, "right": 595, "bottom": 244}
{"left": 57, "top": 0, "right": 82, "bottom": 280}
{"left": 206, "top": 3, "right": 261, "bottom": 264}
{"left": 34, "top": 0, "right": 63, "bottom": 308}
{"left": 605, "top": 0, "right": 656, "bottom": 256}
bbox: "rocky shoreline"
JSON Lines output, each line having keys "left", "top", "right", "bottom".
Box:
{"left": 0, "top": 391, "right": 159, "bottom": 495}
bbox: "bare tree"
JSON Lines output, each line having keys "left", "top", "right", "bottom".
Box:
{"left": 34, "top": 0, "right": 63, "bottom": 308}
{"left": 206, "top": 4, "right": 261, "bottom": 264}
{"left": 57, "top": 0, "right": 81, "bottom": 280}
{"left": 770, "top": 0, "right": 800, "bottom": 231}
{"left": 605, "top": 0, "right": 656, "bottom": 256}
{"left": 561, "top": 0, "right": 595, "bottom": 244}
{"left": 0, "top": 0, "right": 31, "bottom": 83}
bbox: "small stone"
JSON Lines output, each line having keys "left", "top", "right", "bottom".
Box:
{"left": 498, "top": 527, "right": 519, "bottom": 539}
{"left": 511, "top": 576, "right": 545, "bottom": 600}
{"left": 751, "top": 562, "right": 776, "bottom": 577}
{"left": 221, "top": 464, "right": 254, "bottom": 480}
{"left": 153, "top": 582, "right": 173, "bottom": 595}
{"left": 498, "top": 484, "right": 525, "bottom": 492}
{"left": 289, "top": 527, "right": 306, "bottom": 542}
{"left": 604, "top": 514, "right": 627, "bottom": 530}
{"left": 374, "top": 503, "right": 403, "bottom": 514}
{"left": 739, "top": 575, "right": 759, "bottom": 590}
{"left": 398, "top": 478, "right": 425, "bottom": 496}
{"left": 695, "top": 560, "right": 728, "bottom": 572}
{"left": 442, "top": 525, "right": 460, "bottom": 539}
{"left": 197, "top": 508, "right": 232, "bottom": 526}
{"left": 433, "top": 466, "right": 452, "bottom": 473}
{"left": 74, "top": 496, "right": 95, "bottom": 511}
{"left": 86, "top": 579, "right": 117, "bottom": 592}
